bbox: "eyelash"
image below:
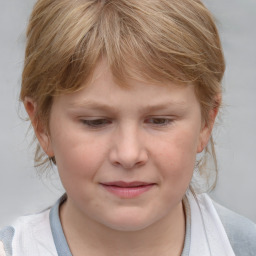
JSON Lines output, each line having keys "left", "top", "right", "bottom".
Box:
{"left": 145, "top": 118, "right": 174, "bottom": 126}
{"left": 81, "top": 119, "right": 112, "bottom": 128}
{"left": 81, "top": 117, "right": 174, "bottom": 128}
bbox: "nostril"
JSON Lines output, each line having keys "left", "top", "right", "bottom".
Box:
{"left": 108, "top": 134, "right": 148, "bottom": 169}
{"left": 110, "top": 154, "right": 148, "bottom": 169}
{"left": 135, "top": 160, "right": 146, "bottom": 167}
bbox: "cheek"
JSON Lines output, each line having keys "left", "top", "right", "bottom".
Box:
{"left": 146, "top": 128, "right": 199, "bottom": 213}
{"left": 50, "top": 128, "right": 109, "bottom": 184}
{"left": 152, "top": 128, "right": 199, "bottom": 182}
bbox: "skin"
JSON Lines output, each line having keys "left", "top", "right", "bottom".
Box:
{"left": 25, "top": 59, "right": 217, "bottom": 256}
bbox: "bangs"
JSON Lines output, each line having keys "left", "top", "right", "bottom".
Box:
{"left": 22, "top": 0, "right": 224, "bottom": 98}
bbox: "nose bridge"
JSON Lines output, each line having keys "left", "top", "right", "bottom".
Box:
{"left": 110, "top": 122, "right": 148, "bottom": 169}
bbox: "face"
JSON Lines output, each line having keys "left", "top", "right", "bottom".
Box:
{"left": 28, "top": 60, "right": 214, "bottom": 231}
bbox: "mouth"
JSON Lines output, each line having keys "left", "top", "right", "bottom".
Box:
{"left": 100, "top": 181, "right": 155, "bottom": 198}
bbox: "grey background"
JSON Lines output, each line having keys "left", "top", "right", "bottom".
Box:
{"left": 0, "top": 0, "right": 255, "bottom": 227}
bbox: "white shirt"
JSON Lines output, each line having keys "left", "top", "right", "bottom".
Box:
{"left": 1, "top": 191, "right": 255, "bottom": 256}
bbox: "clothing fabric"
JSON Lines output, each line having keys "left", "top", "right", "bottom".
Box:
{"left": 185, "top": 190, "right": 235, "bottom": 255}
{"left": 0, "top": 192, "right": 255, "bottom": 256}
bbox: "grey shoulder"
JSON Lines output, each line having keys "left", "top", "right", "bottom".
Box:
{"left": 0, "top": 226, "right": 15, "bottom": 256}
{"left": 213, "top": 201, "right": 256, "bottom": 256}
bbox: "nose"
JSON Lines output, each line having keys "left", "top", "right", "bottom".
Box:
{"left": 109, "top": 125, "right": 148, "bottom": 169}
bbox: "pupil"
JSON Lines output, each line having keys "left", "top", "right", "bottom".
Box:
{"left": 155, "top": 119, "right": 165, "bottom": 124}
{"left": 92, "top": 120, "right": 104, "bottom": 125}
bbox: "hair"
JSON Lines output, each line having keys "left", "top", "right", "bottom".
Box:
{"left": 20, "top": 0, "right": 225, "bottom": 191}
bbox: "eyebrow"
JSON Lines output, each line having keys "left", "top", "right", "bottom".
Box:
{"left": 69, "top": 100, "right": 118, "bottom": 113}
{"left": 141, "top": 102, "right": 188, "bottom": 112}
{"left": 68, "top": 100, "right": 188, "bottom": 113}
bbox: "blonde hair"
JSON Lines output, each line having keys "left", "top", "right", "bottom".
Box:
{"left": 20, "top": 0, "right": 225, "bottom": 190}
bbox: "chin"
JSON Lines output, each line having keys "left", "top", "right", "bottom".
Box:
{"left": 105, "top": 220, "right": 153, "bottom": 232}
{"left": 100, "top": 210, "right": 160, "bottom": 232}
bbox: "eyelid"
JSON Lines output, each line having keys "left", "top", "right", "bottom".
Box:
{"left": 81, "top": 118, "right": 112, "bottom": 128}
{"left": 145, "top": 116, "right": 175, "bottom": 126}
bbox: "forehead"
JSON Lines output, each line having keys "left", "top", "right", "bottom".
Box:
{"left": 53, "top": 59, "right": 199, "bottom": 114}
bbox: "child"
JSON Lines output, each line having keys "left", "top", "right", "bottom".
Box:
{"left": 1, "top": 0, "right": 255, "bottom": 255}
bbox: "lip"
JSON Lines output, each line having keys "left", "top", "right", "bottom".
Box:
{"left": 100, "top": 181, "right": 155, "bottom": 198}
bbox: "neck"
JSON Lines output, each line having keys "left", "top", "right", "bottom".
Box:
{"left": 60, "top": 199, "right": 186, "bottom": 256}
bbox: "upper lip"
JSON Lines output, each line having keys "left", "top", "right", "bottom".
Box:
{"left": 100, "top": 181, "right": 154, "bottom": 187}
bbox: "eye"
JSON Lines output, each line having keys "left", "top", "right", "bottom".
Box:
{"left": 81, "top": 119, "right": 112, "bottom": 128}
{"left": 145, "top": 117, "right": 173, "bottom": 126}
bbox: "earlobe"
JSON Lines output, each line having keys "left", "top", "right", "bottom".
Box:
{"left": 197, "top": 105, "right": 219, "bottom": 153}
{"left": 24, "top": 97, "right": 54, "bottom": 157}
{"left": 197, "top": 123, "right": 211, "bottom": 153}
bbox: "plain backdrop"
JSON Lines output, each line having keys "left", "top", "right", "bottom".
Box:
{"left": 0, "top": 0, "right": 255, "bottom": 227}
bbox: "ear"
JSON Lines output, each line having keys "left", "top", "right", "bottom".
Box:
{"left": 197, "top": 101, "right": 220, "bottom": 153}
{"left": 24, "top": 97, "right": 54, "bottom": 157}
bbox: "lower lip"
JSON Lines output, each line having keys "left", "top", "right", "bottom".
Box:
{"left": 101, "top": 184, "right": 154, "bottom": 198}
